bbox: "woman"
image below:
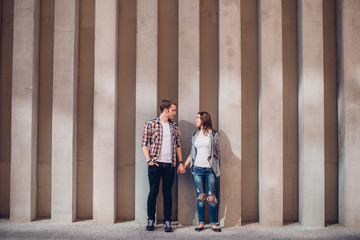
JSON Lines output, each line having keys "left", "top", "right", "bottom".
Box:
{"left": 178, "top": 111, "right": 221, "bottom": 232}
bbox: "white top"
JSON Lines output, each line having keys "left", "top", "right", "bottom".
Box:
{"left": 194, "top": 131, "right": 211, "bottom": 168}
{"left": 157, "top": 121, "right": 172, "bottom": 163}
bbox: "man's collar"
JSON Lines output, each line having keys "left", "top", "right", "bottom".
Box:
{"left": 156, "top": 117, "right": 173, "bottom": 124}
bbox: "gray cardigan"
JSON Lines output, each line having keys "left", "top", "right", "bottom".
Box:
{"left": 188, "top": 129, "right": 221, "bottom": 177}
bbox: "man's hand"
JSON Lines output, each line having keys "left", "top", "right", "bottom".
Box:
{"left": 143, "top": 146, "right": 159, "bottom": 166}
{"left": 177, "top": 163, "right": 186, "bottom": 174}
{"left": 148, "top": 160, "right": 159, "bottom": 166}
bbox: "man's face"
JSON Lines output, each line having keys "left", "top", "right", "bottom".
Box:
{"left": 165, "top": 104, "right": 177, "bottom": 120}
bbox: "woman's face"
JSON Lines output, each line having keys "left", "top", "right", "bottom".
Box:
{"left": 196, "top": 114, "right": 202, "bottom": 128}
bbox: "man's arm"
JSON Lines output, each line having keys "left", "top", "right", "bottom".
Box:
{"left": 176, "top": 147, "right": 184, "bottom": 174}
{"left": 142, "top": 145, "right": 159, "bottom": 166}
{"left": 142, "top": 122, "right": 158, "bottom": 166}
{"left": 174, "top": 124, "right": 183, "bottom": 171}
{"left": 177, "top": 156, "right": 190, "bottom": 174}
{"left": 142, "top": 146, "right": 151, "bottom": 162}
{"left": 176, "top": 147, "right": 183, "bottom": 163}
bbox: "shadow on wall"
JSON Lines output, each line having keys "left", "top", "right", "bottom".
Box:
{"left": 178, "top": 120, "right": 197, "bottom": 164}
{"left": 177, "top": 120, "right": 198, "bottom": 225}
{"left": 218, "top": 130, "right": 241, "bottom": 226}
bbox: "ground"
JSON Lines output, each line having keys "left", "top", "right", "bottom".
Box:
{"left": 1, "top": 218, "right": 360, "bottom": 240}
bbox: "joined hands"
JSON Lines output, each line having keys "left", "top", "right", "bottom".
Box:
{"left": 177, "top": 164, "right": 186, "bottom": 174}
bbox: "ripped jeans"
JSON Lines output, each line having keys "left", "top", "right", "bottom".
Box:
{"left": 192, "top": 165, "right": 219, "bottom": 225}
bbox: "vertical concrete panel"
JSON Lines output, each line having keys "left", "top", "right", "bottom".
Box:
{"left": 52, "top": 0, "right": 78, "bottom": 222}
{"left": 93, "top": 0, "right": 117, "bottom": 224}
{"left": 241, "top": 0, "right": 259, "bottom": 224}
{"left": 338, "top": 0, "right": 360, "bottom": 227}
{"left": 323, "top": 0, "right": 338, "bottom": 224}
{"left": 178, "top": 0, "right": 199, "bottom": 226}
{"left": 37, "top": 0, "right": 54, "bottom": 218}
{"left": 0, "top": 0, "right": 13, "bottom": 217}
{"left": 218, "top": 0, "right": 241, "bottom": 227}
{"left": 282, "top": 0, "right": 298, "bottom": 223}
{"left": 259, "top": 0, "right": 283, "bottom": 226}
{"left": 298, "top": 0, "right": 325, "bottom": 227}
{"left": 77, "top": 0, "right": 94, "bottom": 220}
{"left": 135, "top": 0, "right": 158, "bottom": 224}
{"left": 158, "top": 0, "right": 178, "bottom": 105}
{"left": 10, "top": 0, "right": 39, "bottom": 222}
{"left": 157, "top": 0, "right": 178, "bottom": 222}
{"left": 199, "top": 0, "right": 219, "bottom": 224}
{"left": 117, "top": 0, "right": 136, "bottom": 221}
{"left": 200, "top": 0, "right": 219, "bottom": 129}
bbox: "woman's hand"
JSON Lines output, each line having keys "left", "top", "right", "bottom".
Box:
{"left": 177, "top": 157, "right": 191, "bottom": 174}
{"left": 177, "top": 163, "right": 186, "bottom": 174}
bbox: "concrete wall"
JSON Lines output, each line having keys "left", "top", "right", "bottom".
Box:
{"left": 10, "top": 0, "right": 40, "bottom": 222}
{"left": 116, "top": 0, "right": 136, "bottom": 222}
{"left": 323, "top": 0, "right": 338, "bottom": 224}
{"left": 177, "top": 0, "right": 200, "bottom": 226}
{"left": 77, "top": 0, "right": 94, "bottom": 220}
{"left": 0, "top": 0, "right": 14, "bottom": 218}
{"left": 298, "top": 0, "right": 338, "bottom": 227}
{"left": 135, "top": 0, "right": 158, "bottom": 224}
{"left": 37, "top": 0, "right": 54, "bottom": 218}
{"left": 240, "top": 0, "right": 259, "bottom": 224}
{"left": 282, "top": 0, "right": 299, "bottom": 223}
{"left": 200, "top": 0, "right": 219, "bottom": 129}
{"left": 338, "top": 0, "right": 360, "bottom": 227}
{"left": 157, "top": 0, "right": 179, "bottom": 222}
{"left": 51, "top": 0, "right": 79, "bottom": 222}
{"left": 0, "top": 0, "right": 359, "bottom": 228}
{"left": 219, "top": 0, "right": 242, "bottom": 226}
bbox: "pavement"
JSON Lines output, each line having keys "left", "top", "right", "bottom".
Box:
{"left": 1, "top": 218, "right": 360, "bottom": 240}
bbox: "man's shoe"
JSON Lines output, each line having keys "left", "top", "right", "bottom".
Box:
{"left": 146, "top": 219, "right": 155, "bottom": 231}
{"left": 164, "top": 221, "right": 172, "bottom": 232}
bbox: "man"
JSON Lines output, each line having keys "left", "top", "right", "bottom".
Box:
{"left": 142, "top": 99, "right": 183, "bottom": 232}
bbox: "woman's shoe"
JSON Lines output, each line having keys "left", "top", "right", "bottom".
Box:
{"left": 211, "top": 226, "right": 222, "bottom": 232}
{"left": 195, "top": 224, "right": 205, "bottom": 231}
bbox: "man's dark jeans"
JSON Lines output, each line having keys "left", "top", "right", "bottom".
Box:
{"left": 147, "top": 162, "right": 175, "bottom": 223}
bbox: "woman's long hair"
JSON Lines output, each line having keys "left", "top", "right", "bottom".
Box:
{"left": 198, "top": 111, "right": 213, "bottom": 134}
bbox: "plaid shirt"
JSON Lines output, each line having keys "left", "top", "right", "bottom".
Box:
{"left": 142, "top": 117, "right": 181, "bottom": 166}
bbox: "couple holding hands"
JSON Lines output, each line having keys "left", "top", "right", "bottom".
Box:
{"left": 142, "top": 99, "right": 221, "bottom": 233}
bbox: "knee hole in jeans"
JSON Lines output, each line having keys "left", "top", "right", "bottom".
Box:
{"left": 207, "top": 195, "right": 218, "bottom": 205}
{"left": 198, "top": 193, "right": 206, "bottom": 201}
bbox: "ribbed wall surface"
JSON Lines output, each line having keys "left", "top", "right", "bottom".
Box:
{"left": 0, "top": 0, "right": 359, "bottom": 227}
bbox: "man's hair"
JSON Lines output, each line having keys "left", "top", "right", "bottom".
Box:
{"left": 160, "top": 98, "right": 177, "bottom": 113}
